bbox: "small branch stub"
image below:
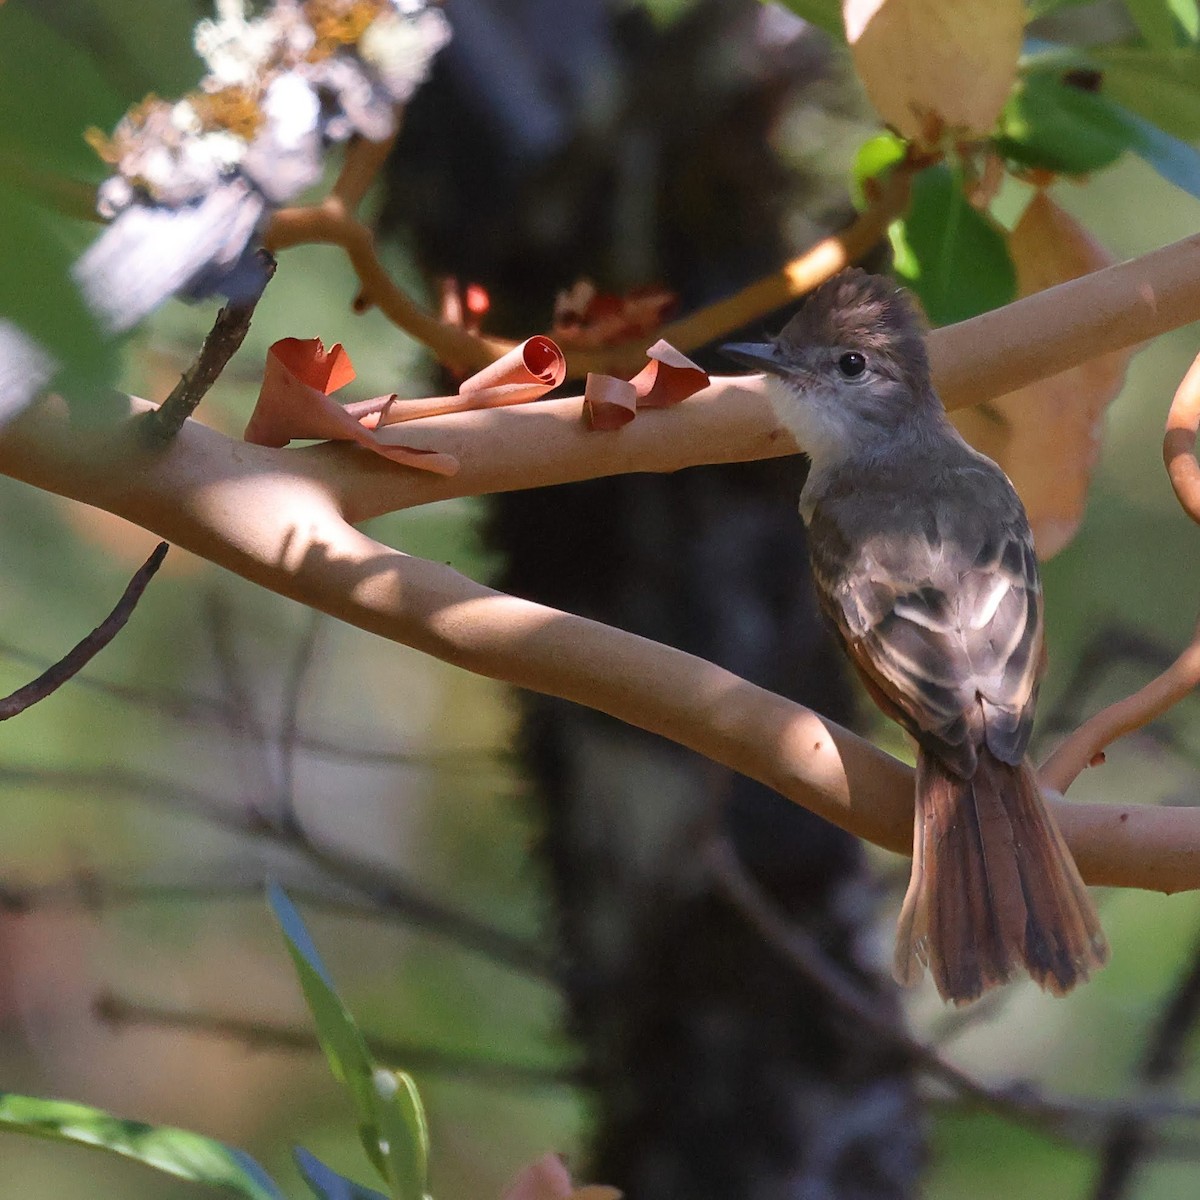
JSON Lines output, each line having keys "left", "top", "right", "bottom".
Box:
{"left": 144, "top": 252, "right": 276, "bottom": 443}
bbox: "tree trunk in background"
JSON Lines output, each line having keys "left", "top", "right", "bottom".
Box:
{"left": 384, "top": 3, "right": 924, "bottom": 1195}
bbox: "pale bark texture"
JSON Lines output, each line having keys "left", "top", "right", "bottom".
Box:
{"left": 386, "top": 3, "right": 924, "bottom": 1196}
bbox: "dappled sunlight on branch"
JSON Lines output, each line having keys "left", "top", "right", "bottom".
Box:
{"left": 3, "top": 245, "right": 1200, "bottom": 896}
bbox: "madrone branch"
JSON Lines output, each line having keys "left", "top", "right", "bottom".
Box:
{"left": 3, "top": 233, "right": 1200, "bottom": 893}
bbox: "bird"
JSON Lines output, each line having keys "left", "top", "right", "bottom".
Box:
{"left": 722, "top": 268, "right": 1108, "bottom": 1004}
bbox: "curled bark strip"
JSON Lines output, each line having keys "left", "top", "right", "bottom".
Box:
{"left": 628, "top": 340, "right": 709, "bottom": 409}
{"left": 582, "top": 341, "right": 709, "bottom": 429}
{"left": 459, "top": 335, "right": 566, "bottom": 396}
{"left": 244, "top": 338, "right": 459, "bottom": 475}
{"left": 0, "top": 543, "right": 168, "bottom": 720}
{"left": 1165, "top": 349, "right": 1200, "bottom": 525}
{"left": 582, "top": 374, "right": 638, "bottom": 431}
{"left": 8, "top": 220, "right": 1200, "bottom": 893}
{"left": 361, "top": 337, "right": 568, "bottom": 428}
{"left": 267, "top": 157, "right": 912, "bottom": 378}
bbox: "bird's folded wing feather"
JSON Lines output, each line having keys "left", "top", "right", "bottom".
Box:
{"left": 809, "top": 475, "right": 1044, "bottom": 776}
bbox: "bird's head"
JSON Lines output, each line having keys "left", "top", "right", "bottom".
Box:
{"left": 722, "top": 269, "right": 939, "bottom": 465}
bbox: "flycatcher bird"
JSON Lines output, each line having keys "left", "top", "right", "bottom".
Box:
{"left": 723, "top": 269, "right": 1108, "bottom": 1004}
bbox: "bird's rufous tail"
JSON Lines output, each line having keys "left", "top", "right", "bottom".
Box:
{"left": 893, "top": 748, "right": 1108, "bottom": 1005}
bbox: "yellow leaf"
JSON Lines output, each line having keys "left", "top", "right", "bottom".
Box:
{"left": 844, "top": 0, "right": 1024, "bottom": 147}
{"left": 952, "top": 192, "right": 1132, "bottom": 558}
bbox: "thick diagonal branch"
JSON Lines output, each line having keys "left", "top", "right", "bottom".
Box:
{"left": 3, "top": 234, "right": 1200, "bottom": 891}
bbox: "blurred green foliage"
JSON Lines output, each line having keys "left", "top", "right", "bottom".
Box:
{"left": 1, "top": 2, "right": 1200, "bottom": 1200}
{"left": 888, "top": 164, "right": 1016, "bottom": 326}
{"left": 2, "top": 890, "right": 440, "bottom": 1200}
{"left": 270, "top": 885, "right": 430, "bottom": 1200}
{"left": 0, "top": 1092, "right": 284, "bottom": 1199}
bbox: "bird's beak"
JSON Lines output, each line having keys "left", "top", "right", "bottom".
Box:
{"left": 719, "top": 341, "right": 785, "bottom": 375}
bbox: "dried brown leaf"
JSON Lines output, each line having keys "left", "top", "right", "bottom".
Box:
{"left": 553, "top": 279, "right": 677, "bottom": 350}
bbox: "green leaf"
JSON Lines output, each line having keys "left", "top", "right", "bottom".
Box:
{"left": 1127, "top": 0, "right": 1185, "bottom": 48}
{"left": 1092, "top": 47, "right": 1200, "bottom": 140}
{"left": 294, "top": 1148, "right": 391, "bottom": 1200}
{"left": 994, "top": 70, "right": 1136, "bottom": 174}
{"left": 0, "top": 183, "right": 118, "bottom": 414}
{"left": 995, "top": 62, "right": 1200, "bottom": 197}
{"left": 269, "top": 884, "right": 387, "bottom": 1180}
{"left": 760, "top": 0, "right": 843, "bottom": 39}
{"left": 1125, "top": 0, "right": 1200, "bottom": 43}
{"left": 371, "top": 1070, "right": 429, "bottom": 1200}
{"left": 888, "top": 165, "right": 1016, "bottom": 327}
{"left": 270, "top": 885, "right": 430, "bottom": 1200}
{"left": 0, "top": 5, "right": 127, "bottom": 182}
{"left": 1170, "top": 0, "right": 1200, "bottom": 40}
{"left": 851, "top": 132, "right": 908, "bottom": 210}
{"left": 0, "top": 1092, "right": 284, "bottom": 1200}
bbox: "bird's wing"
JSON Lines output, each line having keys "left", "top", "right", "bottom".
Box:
{"left": 809, "top": 467, "right": 1044, "bottom": 776}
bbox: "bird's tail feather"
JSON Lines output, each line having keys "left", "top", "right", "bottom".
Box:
{"left": 893, "top": 748, "right": 1108, "bottom": 1005}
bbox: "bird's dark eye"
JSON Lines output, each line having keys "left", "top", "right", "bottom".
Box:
{"left": 838, "top": 351, "right": 867, "bottom": 378}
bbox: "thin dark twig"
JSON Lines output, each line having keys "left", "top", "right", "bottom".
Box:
{"left": 0, "top": 543, "right": 168, "bottom": 721}
{"left": 1040, "top": 626, "right": 1181, "bottom": 738}
{"left": 144, "top": 254, "right": 276, "bottom": 442}
{"left": 200, "top": 606, "right": 548, "bottom": 974}
{"left": 93, "top": 992, "right": 582, "bottom": 1091}
{"left": 0, "top": 637, "right": 516, "bottom": 777}
{"left": 0, "top": 763, "right": 555, "bottom": 981}
{"left": 202, "top": 590, "right": 269, "bottom": 747}
{"left": 0, "top": 763, "right": 258, "bottom": 829}
{"left": 1090, "top": 932, "right": 1200, "bottom": 1200}
{"left": 202, "top": 589, "right": 277, "bottom": 817}
{"left": 277, "top": 611, "right": 322, "bottom": 836}
{"left": 1037, "top": 623, "right": 1200, "bottom": 775}
{"left": 197, "top": 604, "right": 550, "bottom": 977}
{"left": 0, "top": 864, "right": 413, "bottom": 924}
{"left": 708, "top": 836, "right": 1049, "bottom": 1125}
{"left": 0, "top": 636, "right": 231, "bottom": 724}
{"left": 928, "top": 988, "right": 1010, "bottom": 1045}
{"left": 295, "top": 735, "right": 517, "bottom": 777}
{"left": 709, "top": 835, "right": 1200, "bottom": 1148}
{"left": 294, "top": 835, "right": 556, "bottom": 981}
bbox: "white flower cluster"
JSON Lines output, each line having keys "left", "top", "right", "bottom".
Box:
{"left": 80, "top": 0, "right": 451, "bottom": 332}
{"left": 95, "top": 99, "right": 248, "bottom": 217}
{"left": 194, "top": 0, "right": 314, "bottom": 90}
{"left": 95, "top": 0, "right": 451, "bottom": 218}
